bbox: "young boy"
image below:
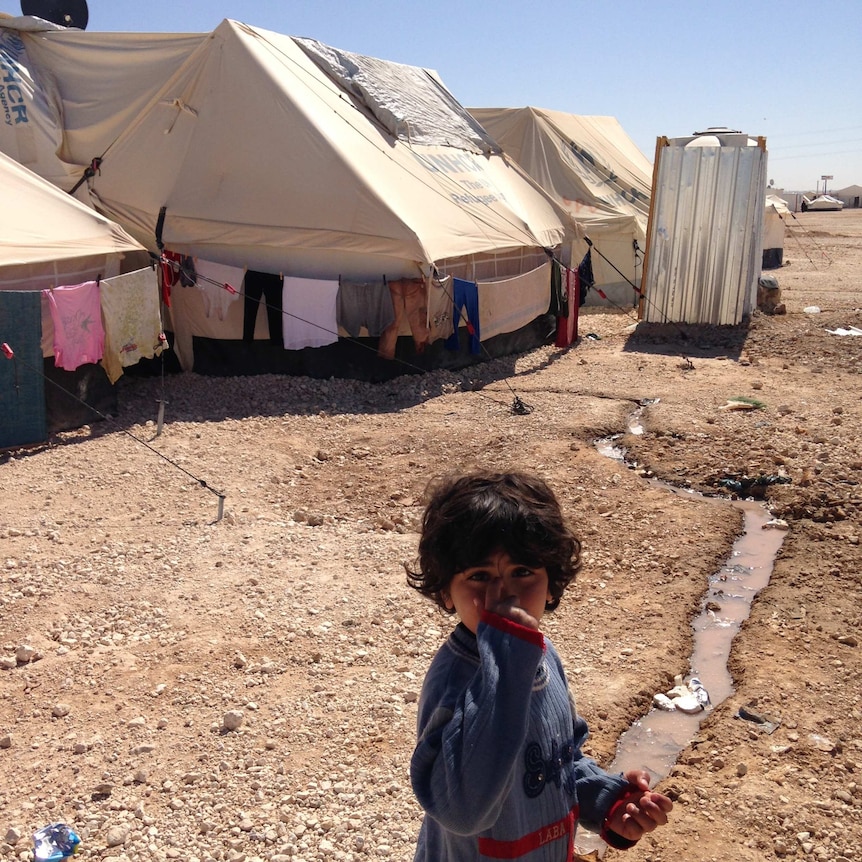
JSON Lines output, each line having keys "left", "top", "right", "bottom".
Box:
{"left": 406, "top": 471, "right": 672, "bottom": 860}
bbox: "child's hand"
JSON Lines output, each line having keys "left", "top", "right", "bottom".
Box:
{"left": 478, "top": 577, "right": 541, "bottom": 630}
{"left": 605, "top": 770, "right": 673, "bottom": 842}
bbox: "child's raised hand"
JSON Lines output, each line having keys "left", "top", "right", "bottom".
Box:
{"left": 605, "top": 770, "right": 673, "bottom": 842}
{"left": 478, "top": 577, "right": 541, "bottom": 630}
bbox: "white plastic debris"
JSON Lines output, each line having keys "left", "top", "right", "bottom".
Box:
{"left": 653, "top": 675, "right": 711, "bottom": 714}
{"left": 825, "top": 326, "right": 862, "bottom": 336}
{"left": 653, "top": 693, "right": 675, "bottom": 711}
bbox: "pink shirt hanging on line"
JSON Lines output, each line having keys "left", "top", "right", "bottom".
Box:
{"left": 44, "top": 281, "right": 105, "bottom": 371}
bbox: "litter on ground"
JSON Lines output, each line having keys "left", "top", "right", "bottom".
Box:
{"left": 653, "top": 676, "right": 710, "bottom": 714}
{"left": 825, "top": 326, "right": 862, "bottom": 336}
{"left": 736, "top": 704, "right": 781, "bottom": 734}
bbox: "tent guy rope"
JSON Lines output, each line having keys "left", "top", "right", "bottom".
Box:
{"left": 1, "top": 341, "right": 226, "bottom": 522}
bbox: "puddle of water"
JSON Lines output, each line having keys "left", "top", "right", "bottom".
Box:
{"left": 609, "top": 497, "right": 786, "bottom": 780}
{"left": 577, "top": 429, "right": 787, "bottom": 854}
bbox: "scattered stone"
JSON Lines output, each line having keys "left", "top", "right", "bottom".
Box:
{"left": 15, "top": 644, "right": 42, "bottom": 663}
{"left": 105, "top": 825, "right": 129, "bottom": 847}
{"left": 222, "top": 710, "right": 244, "bottom": 732}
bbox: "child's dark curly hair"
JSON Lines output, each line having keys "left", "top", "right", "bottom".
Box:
{"left": 405, "top": 470, "right": 581, "bottom": 613}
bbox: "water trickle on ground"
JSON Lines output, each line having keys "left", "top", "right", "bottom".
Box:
{"left": 579, "top": 409, "right": 788, "bottom": 854}
{"left": 609, "top": 494, "right": 786, "bottom": 780}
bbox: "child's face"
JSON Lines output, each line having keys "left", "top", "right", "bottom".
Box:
{"left": 442, "top": 549, "right": 552, "bottom": 634}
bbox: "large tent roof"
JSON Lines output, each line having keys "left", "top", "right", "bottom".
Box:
{"left": 0, "top": 18, "right": 567, "bottom": 278}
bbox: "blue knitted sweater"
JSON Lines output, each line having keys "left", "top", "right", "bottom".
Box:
{"left": 410, "top": 612, "right": 630, "bottom": 861}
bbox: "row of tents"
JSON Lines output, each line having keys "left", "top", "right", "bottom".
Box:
{"left": 0, "top": 13, "right": 774, "bottom": 448}
{"left": 0, "top": 15, "right": 651, "bottom": 304}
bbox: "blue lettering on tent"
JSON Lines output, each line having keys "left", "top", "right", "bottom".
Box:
{"left": 568, "top": 141, "right": 596, "bottom": 168}
{"left": 567, "top": 139, "right": 648, "bottom": 206}
{"left": 0, "top": 40, "right": 29, "bottom": 125}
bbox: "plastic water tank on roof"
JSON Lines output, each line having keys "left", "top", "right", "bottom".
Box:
{"left": 685, "top": 127, "right": 757, "bottom": 148}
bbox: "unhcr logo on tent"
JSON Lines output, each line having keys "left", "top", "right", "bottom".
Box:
{"left": 0, "top": 34, "right": 30, "bottom": 125}
{"left": 421, "top": 151, "right": 484, "bottom": 174}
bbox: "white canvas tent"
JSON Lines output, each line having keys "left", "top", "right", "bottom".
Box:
{"left": 0, "top": 149, "right": 146, "bottom": 291}
{"left": 0, "top": 16, "right": 572, "bottom": 376}
{"left": 0, "top": 148, "right": 149, "bottom": 448}
{"left": 0, "top": 16, "right": 566, "bottom": 279}
{"left": 468, "top": 107, "right": 653, "bottom": 307}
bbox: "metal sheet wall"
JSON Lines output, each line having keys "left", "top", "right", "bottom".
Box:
{"left": 641, "top": 138, "right": 767, "bottom": 325}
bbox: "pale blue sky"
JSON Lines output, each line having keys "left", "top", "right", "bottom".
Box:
{"left": 56, "top": 0, "right": 862, "bottom": 190}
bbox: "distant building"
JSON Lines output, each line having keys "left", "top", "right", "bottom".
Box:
{"left": 836, "top": 185, "right": 862, "bottom": 208}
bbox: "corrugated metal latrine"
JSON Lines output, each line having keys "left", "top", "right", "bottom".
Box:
{"left": 640, "top": 131, "right": 768, "bottom": 325}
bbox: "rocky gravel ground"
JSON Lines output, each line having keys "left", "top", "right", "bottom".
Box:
{"left": 1, "top": 210, "right": 861, "bottom": 861}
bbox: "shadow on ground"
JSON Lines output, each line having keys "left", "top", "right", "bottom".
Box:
{"left": 622, "top": 321, "right": 750, "bottom": 361}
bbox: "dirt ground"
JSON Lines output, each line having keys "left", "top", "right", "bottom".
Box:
{"left": 1, "top": 210, "right": 861, "bottom": 862}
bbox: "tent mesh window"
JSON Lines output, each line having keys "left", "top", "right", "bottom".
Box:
{"left": 436, "top": 248, "right": 549, "bottom": 283}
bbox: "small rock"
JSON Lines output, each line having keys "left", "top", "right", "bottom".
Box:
{"left": 105, "top": 825, "right": 129, "bottom": 847}
{"left": 223, "top": 710, "right": 244, "bottom": 732}
{"left": 4, "top": 826, "right": 22, "bottom": 845}
{"left": 15, "top": 644, "right": 41, "bottom": 663}
{"left": 837, "top": 635, "right": 858, "bottom": 647}
{"left": 736, "top": 763, "right": 748, "bottom": 777}
{"left": 52, "top": 703, "right": 71, "bottom": 718}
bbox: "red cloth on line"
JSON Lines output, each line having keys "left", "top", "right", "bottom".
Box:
{"left": 555, "top": 268, "right": 580, "bottom": 348}
{"left": 158, "top": 250, "right": 185, "bottom": 307}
